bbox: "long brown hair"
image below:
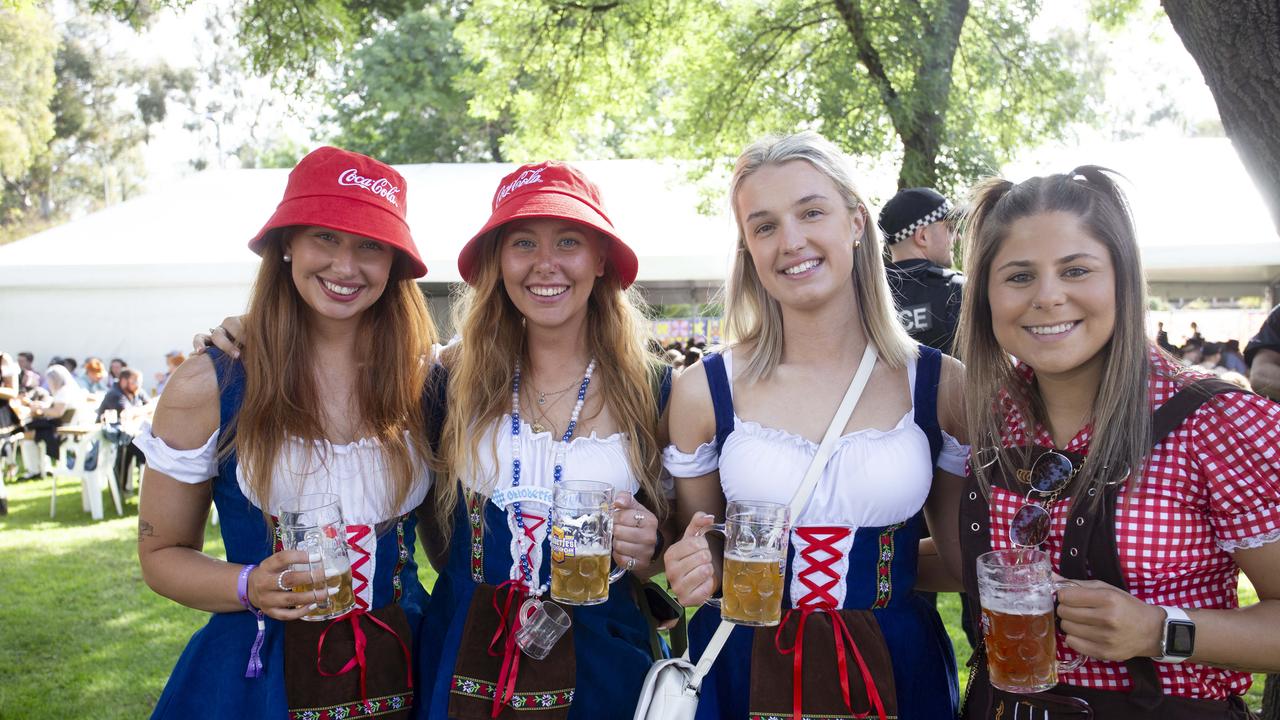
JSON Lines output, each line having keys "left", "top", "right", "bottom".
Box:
{"left": 725, "top": 132, "right": 917, "bottom": 379}
{"left": 221, "top": 231, "right": 438, "bottom": 517}
{"left": 435, "top": 231, "right": 666, "bottom": 538}
{"left": 956, "top": 167, "right": 1151, "bottom": 506}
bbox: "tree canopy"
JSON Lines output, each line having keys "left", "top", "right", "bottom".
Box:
{"left": 0, "top": 6, "right": 56, "bottom": 184}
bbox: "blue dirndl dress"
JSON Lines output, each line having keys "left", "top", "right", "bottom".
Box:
{"left": 683, "top": 346, "right": 959, "bottom": 720}
{"left": 149, "top": 349, "right": 430, "bottom": 719}
{"left": 417, "top": 493, "right": 656, "bottom": 720}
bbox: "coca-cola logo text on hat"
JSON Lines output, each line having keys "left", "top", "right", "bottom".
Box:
{"left": 493, "top": 167, "right": 546, "bottom": 207}
{"left": 338, "top": 168, "right": 401, "bottom": 207}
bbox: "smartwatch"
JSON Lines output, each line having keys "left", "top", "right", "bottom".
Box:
{"left": 1154, "top": 606, "right": 1195, "bottom": 663}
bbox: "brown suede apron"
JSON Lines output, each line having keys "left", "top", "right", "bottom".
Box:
{"left": 748, "top": 607, "right": 899, "bottom": 719}
{"left": 959, "top": 379, "right": 1258, "bottom": 720}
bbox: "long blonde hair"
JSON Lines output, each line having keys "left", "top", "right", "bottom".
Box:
{"left": 725, "top": 132, "right": 917, "bottom": 380}
{"left": 435, "top": 231, "right": 666, "bottom": 538}
{"left": 956, "top": 167, "right": 1152, "bottom": 506}
{"left": 220, "top": 232, "right": 438, "bottom": 517}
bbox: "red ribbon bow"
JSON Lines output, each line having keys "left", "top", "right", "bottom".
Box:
{"left": 316, "top": 609, "right": 413, "bottom": 706}
{"left": 487, "top": 580, "right": 529, "bottom": 718}
{"left": 775, "top": 606, "right": 887, "bottom": 720}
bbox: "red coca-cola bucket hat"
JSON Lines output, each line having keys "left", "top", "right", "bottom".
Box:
{"left": 249, "top": 146, "right": 427, "bottom": 277}
{"left": 458, "top": 161, "right": 639, "bottom": 288}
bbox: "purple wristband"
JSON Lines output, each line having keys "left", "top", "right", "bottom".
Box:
{"left": 237, "top": 564, "right": 265, "bottom": 679}
{"left": 237, "top": 563, "right": 257, "bottom": 611}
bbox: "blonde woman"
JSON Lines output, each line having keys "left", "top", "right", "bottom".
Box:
{"left": 137, "top": 147, "right": 438, "bottom": 719}
{"left": 417, "top": 162, "right": 672, "bottom": 720}
{"left": 956, "top": 167, "right": 1279, "bottom": 718}
{"left": 662, "top": 132, "right": 968, "bottom": 719}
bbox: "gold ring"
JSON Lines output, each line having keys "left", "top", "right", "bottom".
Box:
{"left": 634, "top": 512, "right": 644, "bottom": 527}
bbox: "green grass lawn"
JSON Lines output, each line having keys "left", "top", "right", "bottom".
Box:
{"left": 0, "top": 475, "right": 1266, "bottom": 717}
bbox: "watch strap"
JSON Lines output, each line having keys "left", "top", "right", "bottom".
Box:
{"left": 1154, "top": 605, "right": 1193, "bottom": 663}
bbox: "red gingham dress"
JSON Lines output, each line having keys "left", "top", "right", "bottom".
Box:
{"left": 987, "top": 348, "right": 1280, "bottom": 699}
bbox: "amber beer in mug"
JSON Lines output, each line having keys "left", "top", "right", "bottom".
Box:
{"left": 550, "top": 481, "right": 626, "bottom": 605}
{"left": 706, "top": 500, "right": 790, "bottom": 627}
{"left": 280, "top": 492, "right": 357, "bottom": 621}
{"left": 976, "top": 548, "right": 1083, "bottom": 693}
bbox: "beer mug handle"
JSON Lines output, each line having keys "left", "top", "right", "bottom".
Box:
{"left": 1052, "top": 579, "right": 1086, "bottom": 672}
{"left": 698, "top": 523, "right": 727, "bottom": 609}
{"left": 305, "top": 554, "right": 331, "bottom": 610}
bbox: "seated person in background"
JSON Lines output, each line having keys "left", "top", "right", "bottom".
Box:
{"left": 154, "top": 350, "right": 184, "bottom": 395}
{"left": 108, "top": 358, "right": 127, "bottom": 385}
{"left": 1219, "top": 339, "right": 1248, "bottom": 375}
{"left": 1, "top": 353, "right": 22, "bottom": 432}
{"left": 79, "top": 357, "right": 111, "bottom": 394}
{"left": 16, "top": 353, "right": 42, "bottom": 395}
{"left": 97, "top": 367, "right": 150, "bottom": 494}
{"left": 21, "top": 365, "right": 87, "bottom": 463}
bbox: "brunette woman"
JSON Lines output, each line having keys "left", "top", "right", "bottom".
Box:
{"left": 956, "top": 167, "right": 1280, "bottom": 718}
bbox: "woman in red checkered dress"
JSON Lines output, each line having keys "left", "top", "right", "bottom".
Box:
{"left": 954, "top": 166, "right": 1280, "bottom": 718}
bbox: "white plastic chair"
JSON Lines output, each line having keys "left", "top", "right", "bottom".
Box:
{"left": 52, "top": 426, "right": 121, "bottom": 520}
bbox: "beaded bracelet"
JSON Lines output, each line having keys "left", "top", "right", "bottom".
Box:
{"left": 237, "top": 563, "right": 266, "bottom": 679}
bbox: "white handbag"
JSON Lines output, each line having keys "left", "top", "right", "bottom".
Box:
{"left": 632, "top": 345, "right": 878, "bottom": 720}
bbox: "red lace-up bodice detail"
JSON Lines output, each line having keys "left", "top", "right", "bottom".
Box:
{"left": 794, "top": 526, "right": 852, "bottom": 609}
{"left": 347, "top": 524, "right": 372, "bottom": 611}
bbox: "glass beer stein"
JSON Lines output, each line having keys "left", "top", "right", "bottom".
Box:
{"left": 279, "top": 492, "right": 356, "bottom": 621}
{"left": 705, "top": 500, "right": 790, "bottom": 627}
{"left": 976, "top": 548, "right": 1084, "bottom": 693}
{"left": 549, "top": 480, "right": 626, "bottom": 606}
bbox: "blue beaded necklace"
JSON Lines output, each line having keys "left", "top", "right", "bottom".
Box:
{"left": 509, "top": 358, "right": 595, "bottom": 595}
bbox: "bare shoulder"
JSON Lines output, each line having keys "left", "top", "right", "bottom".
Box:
{"left": 152, "top": 354, "right": 220, "bottom": 450}
{"left": 668, "top": 357, "right": 717, "bottom": 449}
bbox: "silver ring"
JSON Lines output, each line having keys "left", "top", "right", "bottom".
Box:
{"left": 276, "top": 569, "right": 289, "bottom": 591}
{"left": 626, "top": 557, "right": 636, "bottom": 572}
{"left": 634, "top": 511, "right": 645, "bottom": 527}
{"left": 210, "top": 326, "right": 222, "bottom": 335}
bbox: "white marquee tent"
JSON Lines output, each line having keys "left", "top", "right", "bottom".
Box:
{"left": 1, "top": 138, "right": 1277, "bottom": 385}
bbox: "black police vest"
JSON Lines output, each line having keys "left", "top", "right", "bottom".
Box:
{"left": 885, "top": 259, "right": 964, "bottom": 354}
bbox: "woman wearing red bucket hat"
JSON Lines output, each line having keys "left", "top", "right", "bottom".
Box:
{"left": 137, "top": 146, "right": 440, "bottom": 719}
{"left": 416, "top": 161, "right": 675, "bottom": 720}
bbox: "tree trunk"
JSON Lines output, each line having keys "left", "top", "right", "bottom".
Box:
{"left": 1262, "top": 673, "right": 1280, "bottom": 720}
{"left": 1162, "top": 0, "right": 1280, "bottom": 235}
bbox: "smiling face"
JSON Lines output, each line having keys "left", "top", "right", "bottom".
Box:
{"left": 986, "top": 211, "right": 1116, "bottom": 381}
{"left": 498, "top": 218, "right": 606, "bottom": 333}
{"left": 284, "top": 225, "right": 395, "bottom": 324}
{"left": 734, "top": 161, "right": 864, "bottom": 312}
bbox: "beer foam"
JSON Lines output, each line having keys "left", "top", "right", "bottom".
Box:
{"left": 978, "top": 586, "right": 1054, "bottom": 615}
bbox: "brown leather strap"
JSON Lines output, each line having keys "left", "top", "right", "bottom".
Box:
{"left": 963, "top": 378, "right": 1248, "bottom": 715}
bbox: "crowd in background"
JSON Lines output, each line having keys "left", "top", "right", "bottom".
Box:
{"left": 0, "top": 349, "right": 176, "bottom": 510}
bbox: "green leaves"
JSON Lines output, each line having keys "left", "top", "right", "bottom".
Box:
{"left": 0, "top": 6, "right": 56, "bottom": 183}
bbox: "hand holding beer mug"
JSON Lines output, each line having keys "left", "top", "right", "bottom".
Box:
{"left": 704, "top": 500, "right": 789, "bottom": 627}
{"left": 977, "top": 548, "right": 1085, "bottom": 693}
{"left": 549, "top": 481, "right": 626, "bottom": 605}
{"left": 279, "top": 493, "right": 356, "bottom": 621}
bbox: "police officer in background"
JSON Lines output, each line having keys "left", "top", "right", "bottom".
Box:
{"left": 879, "top": 188, "right": 964, "bottom": 354}
{"left": 880, "top": 187, "right": 978, "bottom": 650}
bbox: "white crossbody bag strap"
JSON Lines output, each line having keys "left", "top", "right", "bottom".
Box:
{"left": 683, "top": 344, "right": 878, "bottom": 690}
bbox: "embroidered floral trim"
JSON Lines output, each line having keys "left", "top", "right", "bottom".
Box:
{"left": 392, "top": 514, "right": 408, "bottom": 603}
{"left": 450, "top": 675, "right": 574, "bottom": 710}
{"left": 872, "top": 522, "right": 906, "bottom": 609}
{"left": 747, "top": 707, "right": 901, "bottom": 712}
{"left": 469, "top": 495, "right": 485, "bottom": 583}
{"left": 289, "top": 690, "right": 412, "bottom": 719}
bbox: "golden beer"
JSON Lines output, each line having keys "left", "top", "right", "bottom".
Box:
{"left": 551, "top": 549, "right": 611, "bottom": 605}
{"left": 981, "top": 606, "right": 1058, "bottom": 693}
{"left": 720, "top": 553, "right": 784, "bottom": 626}
{"left": 293, "top": 565, "right": 356, "bottom": 620}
